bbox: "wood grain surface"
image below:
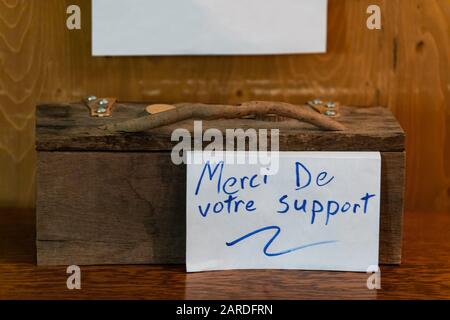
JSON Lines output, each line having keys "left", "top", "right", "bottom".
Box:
{"left": 0, "top": 0, "right": 449, "bottom": 212}
{"left": 1, "top": 208, "right": 449, "bottom": 299}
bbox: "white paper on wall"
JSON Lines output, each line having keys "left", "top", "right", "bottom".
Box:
{"left": 92, "top": 0, "right": 328, "bottom": 56}
{"left": 186, "top": 152, "right": 381, "bottom": 272}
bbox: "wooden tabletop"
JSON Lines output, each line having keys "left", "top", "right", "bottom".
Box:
{"left": 0, "top": 209, "right": 449, "bottom": 300}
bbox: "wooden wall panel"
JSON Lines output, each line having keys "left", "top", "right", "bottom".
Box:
{"left": 0, "top": 0, "right": 449, "bottom": 211}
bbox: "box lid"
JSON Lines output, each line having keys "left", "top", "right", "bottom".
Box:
{"left": 36, "top": 102, "right": 405, "bottom": 152}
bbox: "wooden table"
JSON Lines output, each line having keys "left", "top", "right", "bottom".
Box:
{"left": 0, "top": 209, "right": 449, "bottom": 300}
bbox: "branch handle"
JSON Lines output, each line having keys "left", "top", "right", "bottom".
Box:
{"left": 102, "top": 101, "right": 346, "bottom": 132}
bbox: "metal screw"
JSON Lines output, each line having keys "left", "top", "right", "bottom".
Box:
{"left": 97, "top": 106, "right": 107, "bottom": 114}
{"left": 98, "top": 99, "right": 109, "bottom": 107}
{"left": 86, "top": 95, "right": 97, "bottom": 102}
{"left": 325, "top": 110, "right": 337, "bottom": 117}
{"left": 326, "top": 101, "right": 336, "bottom": 108}
{"left": 307, "top": 99, "right": 323, "bottom": 107}
{"left": 311, "top": 99, "right": 323, "bottom": 105}
{"left": 96, "top": 99, "right": 109, "bottom": 114}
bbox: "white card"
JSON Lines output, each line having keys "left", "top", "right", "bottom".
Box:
{"left": 186, "top": 152, "right": 381, "bottom": 272}
{"left": 92, "top": 0, "right": 328, "bottom": 56}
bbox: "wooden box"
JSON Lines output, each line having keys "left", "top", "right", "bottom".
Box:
{"left": 36, "top": 102, "right": 405, "bottom": 266}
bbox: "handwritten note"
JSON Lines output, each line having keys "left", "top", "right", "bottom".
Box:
{"left": 92, "top": 0, "right": 328, "bottom": 56}
{"left": 186, "top": 152, "right": 381, "bottom": 272}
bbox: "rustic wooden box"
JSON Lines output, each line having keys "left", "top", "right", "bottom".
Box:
{"left": 36, "top": 102, "right": 405, "bottom": 266}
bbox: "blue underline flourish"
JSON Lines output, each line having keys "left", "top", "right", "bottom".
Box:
{"left": 226, "top": 226, "right": 338, "bottom": 257}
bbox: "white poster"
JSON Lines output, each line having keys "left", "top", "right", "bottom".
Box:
{"left": 186, "top": 152, "right": 381, "bottom": 272}
{"left": 92, "top": 0, "right": 328, "bottom": 56}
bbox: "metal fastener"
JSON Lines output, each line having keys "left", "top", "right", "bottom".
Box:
{"left": 96, "top": 99, "right": 109, "bottom": 113}
{"left": 84, "top": 96, "right": 116, "bottom": 117}
{"left": 98, "top": 99, "right": 109, "bottom": 106}
{"left": 86, "top": 95, "right": 97, "bottom": 102}
{"left": 97, "top": 106, "right": 107, "bottom": 114}
{"left": 326, "top": 101, "right": 336, "bottom": 108}
{"left": 325, "top": 110, "right": 337, "bottom": 117}
{"left": 307, "top": 99, "right": 323, "bottom": 108}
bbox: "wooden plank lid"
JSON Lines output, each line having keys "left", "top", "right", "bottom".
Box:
{"left": 36, "top": 102, "right": 405, "bottom": 152}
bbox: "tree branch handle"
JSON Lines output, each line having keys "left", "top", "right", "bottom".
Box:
{"left": 102, "top": 101, "right": 346, "bottom": 132}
